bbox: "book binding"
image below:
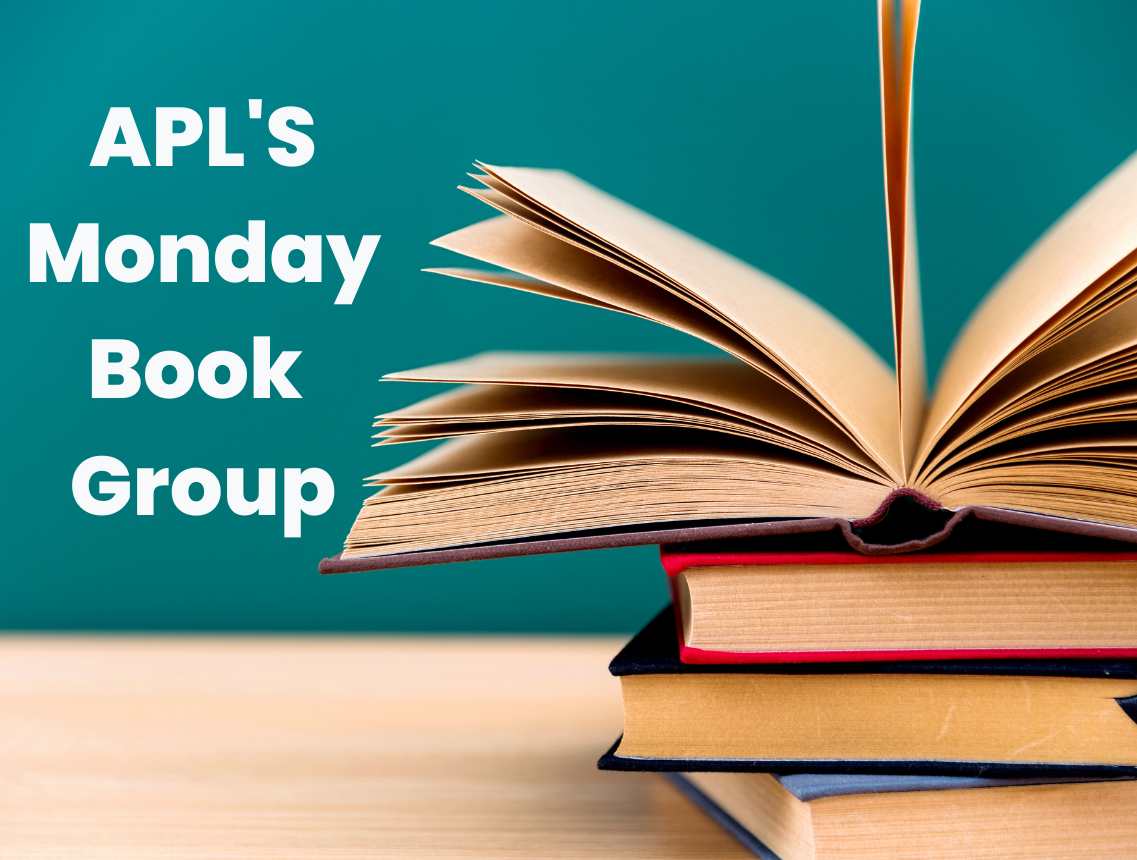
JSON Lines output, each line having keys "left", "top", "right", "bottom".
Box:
{"left": 320, "top": 493, "right": 1137, "bottom": 573}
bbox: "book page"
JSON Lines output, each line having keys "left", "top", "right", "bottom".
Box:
{"left": 825, "top": 781, "right": 1137, "bottom": 860}
{"left": 879, "top": 0, "right": 927, "bottom": 477}
{"left": 380, "top": 353, "right": 887, "bottom": 478}
{"left": 918, "top": 150, "right": 1137, "bottom": 474}
{"left": 342, "top": 426, "right": 886, "bottom": 556}
{"left": 463, "top": 181, "right": 650, "bottom": 276}
{"left": 428, "top": 216, "right": 799, "bottom": 394}
{"left": 369, "top": 425, "right": 873, "bottom": 485}
{"left": 924, "top": 386, "right": 1137, "bottom": 484}
{"left": 377, "top": 397, "right": 870, "bottom": 472}
{"left": 927, "top": 434, "right": 1137, "bottom": 529}
{"left": 917, "top": 293, "right": 1137, "bottom": 480}
{"left": 472, "top": 164, "right": 904, "bottom": 481}
{"left": 426, "top": 267, "right": 627, "bottom": 314}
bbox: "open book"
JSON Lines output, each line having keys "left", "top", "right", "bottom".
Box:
{"left": 329, "top": 0, "right": 1137, "bottom": 569}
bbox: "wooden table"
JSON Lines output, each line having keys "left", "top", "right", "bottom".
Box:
{"left": 0, "top": 636, "right": 751, "bottom": 858}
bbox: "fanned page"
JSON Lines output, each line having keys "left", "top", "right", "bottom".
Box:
{"left": 426, "top": 216, "right": 794, "bottom": 389}
{"left": 916, "top": 151, "right": 1137, "bottom": 526}
{"left": 342, "top": 353, "right": 892, "bottom": 557}
{"left": 460, "top": 163, "right": 902, "bottom": 479}
{"left": 881, "top": 0, "right": 1137, "bottom": 529}
{"left": 343, "top": 432, "right": 885, "bottom": 558}
{"left": 379, "top": 353, "right": 884, "bottom": 479}
{"left": 336, "top": 152, "right": 916, "bottom": 557}
{"left": 922, "top": 153, "right": 1137, "bottom": 464}
{"left": 879, "top": 0, "right": 927, "bottom": 475}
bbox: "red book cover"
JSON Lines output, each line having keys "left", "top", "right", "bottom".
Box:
{"left": 661, "top": 546, "right": 1137, "bottom": 665}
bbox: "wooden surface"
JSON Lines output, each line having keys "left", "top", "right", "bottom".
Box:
{"left": 0, "top": 636, "right": 751, "bottom": 859}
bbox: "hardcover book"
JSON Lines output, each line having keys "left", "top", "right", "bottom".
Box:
{"left": 598, "top": 606, "right": 1137, "bottom": 778}
{"left": 661, "top": 541, "right": 1137, "bottom": 663}
{"left": 324, "top": 0, "right": 1137, "bottom": 570}
{"left": 667, "top": 770, "right": 1137, "bottom": 860}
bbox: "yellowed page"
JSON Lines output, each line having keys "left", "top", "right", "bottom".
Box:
{"left": 1022, "top": 268, "right": 1137, "bottom": 359}
{"left": 924, "top": 268, "right": 1137, "bottom": 469}
{"left": 812, "top": 781, "right": 1137, "bottom": 860}
{"left": 375, "top": 405, "right": 880, "bottom": 476}
{"left": 618, "top": 673, "right": 1137, "bottom": 763}
{"left": 428, "top": 216, "right": 799, "bottom": 393}
{"left": 461, "top": 183, "right": 650, "bottom": 277}
{"left": 967, "top": 295, "right": 1137, "bottom": 424}
{"left": 367, "top": 427, "right": 881, "bottom": 487}
{"left": 927, "top": 434, "right": 1137, "bottom": 528}
{"left": 425, "top": 267, "right": 627, "bottom": 313}
{"left": 377, "top": 357, "right": 885, "bottom": 477}
{"left": 923, "top": 387, "right": 1137, "bottom": 484}
{"left": 379, "top": 416, "right": 793, "bottom": 447}
{"left": 686, "top": 773, "right": 1137, "bottom": 860}
{"left": 685, "top": 774, "right": 813, "bottom": 860}
{"left": 379, "top": 382, "right": 741, "bottom": 425}
{"left": 879, "top": 0, "right": 927, "bottom": 475}
{"left": 918, "top": 292, "right": 1137, "bottom": 479}
{"left": 919, "top": 150, "right": 1137, "bottom": 470}
{"left": 934, "top": 469, "right": 1137, "bottom": 530}
{"left": 681, "top": 560, "right": 1137, "bottom": 652}
{"left": 343, "top": 429, "right": 886, "bottom": 557}
{"left": 382, "top": 352, "right": 877, "bottom": 467}
{"left": 473, "top": 163, "right": 903, "bottom": 480}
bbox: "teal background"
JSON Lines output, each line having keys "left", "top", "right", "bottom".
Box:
{"left": 1, "top": 1, "right": 1133, "bottom": 631}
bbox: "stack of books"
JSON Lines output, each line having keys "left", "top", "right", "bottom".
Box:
{"left": 321, "top": 0, "right": 1137, "bottom": 853}
{"left": 596, "top": 517, "right": 1137, "bottom": 857}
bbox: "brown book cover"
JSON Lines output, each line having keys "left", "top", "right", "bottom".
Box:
{"left": 320, "top": 491, "right": 1137, "bottom": 573}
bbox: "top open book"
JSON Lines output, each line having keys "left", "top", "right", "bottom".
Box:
{"left": 327, "top": 0, "right": 1137, "bottom": 570}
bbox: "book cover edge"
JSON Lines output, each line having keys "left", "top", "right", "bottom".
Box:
{"left": 319, "top": 504, "right": 1137, "bottom": 573}
{"left": 596, "top": 737, "right": 1137, "bottom": 779}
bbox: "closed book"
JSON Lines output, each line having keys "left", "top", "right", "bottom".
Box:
{"left": 661, "top": 542, "right": 1137, "bottom": 664}
{"left": 668, "top": 770, "right": 1137, "bottom": 860}
{"left": 599, "top": 606, "right": 1137, "bottom": 777}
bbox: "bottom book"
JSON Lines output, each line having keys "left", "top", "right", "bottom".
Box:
{"left": 668, "top": 771, "right": 1137, "bottom": 860}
